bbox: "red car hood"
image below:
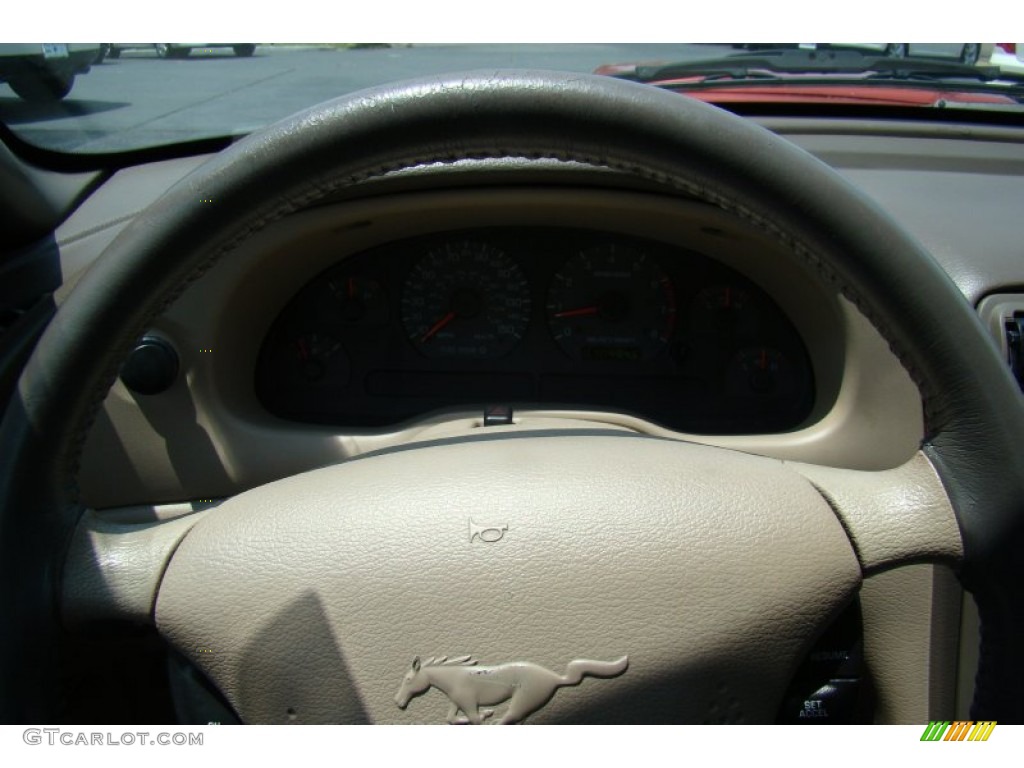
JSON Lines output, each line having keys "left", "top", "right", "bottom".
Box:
{"left": 593, "top": 64, "right": 1018, "bottom": 107}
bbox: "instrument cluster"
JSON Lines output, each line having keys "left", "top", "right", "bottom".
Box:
{"left": 255, "top": 228, "right": 814, "bottom": 433}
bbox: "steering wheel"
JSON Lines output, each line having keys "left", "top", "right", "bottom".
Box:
{"left": 2, "top": 71, "right": 1022, "bottom": 724}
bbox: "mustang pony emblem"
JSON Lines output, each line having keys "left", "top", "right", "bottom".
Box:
{"left": 394, "top": 654, "right": 629, "bottom": 724}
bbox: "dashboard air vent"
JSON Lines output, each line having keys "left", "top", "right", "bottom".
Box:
{"left": 977, "top": 294, "right": 1024, "bottom": 392}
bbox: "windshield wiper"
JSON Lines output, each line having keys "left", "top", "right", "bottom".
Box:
{"left": 618, "top": 48, "right": 1024, "bottom": 87}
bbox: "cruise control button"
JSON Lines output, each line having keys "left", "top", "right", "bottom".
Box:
{"left": 786, "top": 680, "right": 862, "bottom": 724}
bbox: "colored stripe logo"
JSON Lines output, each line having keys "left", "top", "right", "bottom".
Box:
{"left": 920, "top": 721, "right": 997, "bottom": 741}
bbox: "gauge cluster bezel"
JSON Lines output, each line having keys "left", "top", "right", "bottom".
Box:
{"left": 78, "top": 187, "right": 928, "bottom": 509}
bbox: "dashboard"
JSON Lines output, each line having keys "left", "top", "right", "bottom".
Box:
{"left": 255, "top": 227, "right": 813, "bottom": 433}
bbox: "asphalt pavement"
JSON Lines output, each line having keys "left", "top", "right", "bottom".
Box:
{"left": 0, "top": 44, "right": 731, "bottom": 152}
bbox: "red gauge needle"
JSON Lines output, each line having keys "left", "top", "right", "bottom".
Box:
{"left": 420, "top": 310, "right": 456, "bottom": 343}
{"left": 553, "top": 306, "right": 600, "bottom": 319}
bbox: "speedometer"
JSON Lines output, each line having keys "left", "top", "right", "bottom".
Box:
{"left": 546, "top": 244, "right": 676, "bottom": 361}
{"left": 401, "top": 241, "right": 532, "bottom": 360}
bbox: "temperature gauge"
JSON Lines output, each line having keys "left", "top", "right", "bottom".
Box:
{"left": 690, "top": 284, "right": 759, "bottom": 338}
{"left": 323, "top": 275, "right": 389, "bottom": 326}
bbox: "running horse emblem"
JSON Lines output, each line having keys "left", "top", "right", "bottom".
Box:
{"left": 394, "top": 654, "right": 629, "bottom": 724}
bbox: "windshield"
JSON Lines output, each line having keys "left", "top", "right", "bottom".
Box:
{"left": 0, "top": 44, "right": 684, "bottom": 152}
{"left": 2, "top": 40, "right": 1022, "bottom": 154}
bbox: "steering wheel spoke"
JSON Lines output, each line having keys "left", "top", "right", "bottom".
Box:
{"left": 787, "top": 453, "right": 963, "bottom": 574}
{"left": 62, "top": 507, "right": 212, "bottom": 627}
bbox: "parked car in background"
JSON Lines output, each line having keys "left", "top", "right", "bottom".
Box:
{"left": 106, "top": 44, "right": 257, "bottom": 59}
{"left": 0, "top": 43, "right": 99, "bottom": 102}
{"left": 992, "top": 43, "right": 1024, "bottom": 75}
{"left": 734, "top": 43, "right": 991, "bottom": 65}
{"left": 872, "top": 43, "right": 993, "bottom": 65}
{"left": 594, "top": 47, "right": 1021, "bottom": 110}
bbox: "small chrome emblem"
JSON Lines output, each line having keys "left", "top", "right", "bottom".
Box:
{"left": 469, "top": 518, "right": 508, "bottom": 543}
{"left": 394, "top": 654, "right": 628, "bottom": 724}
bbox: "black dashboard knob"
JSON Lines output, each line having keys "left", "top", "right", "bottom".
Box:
{"left": 120, "top": 335, "right": 179, "bottom": 395}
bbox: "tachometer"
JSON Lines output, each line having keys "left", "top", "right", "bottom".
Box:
{"left": 546, "top": 244, "right": 676, "bottom": 361}
{"left": 401, "top": 241, "right": 531, "bottom": 360}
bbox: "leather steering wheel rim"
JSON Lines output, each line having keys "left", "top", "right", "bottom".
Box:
{"left": 1, "top": 70, "right": 1022, "bottom": 722}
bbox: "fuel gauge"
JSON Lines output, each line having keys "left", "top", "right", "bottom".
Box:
{"left": 288, "top": 332, "right": 351, "bottom": 387}
{"left": 726, "top": 346, "right": 796, "bottom": 397}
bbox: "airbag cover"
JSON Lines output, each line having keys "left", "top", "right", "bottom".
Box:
{"left": 156, "top": 434, "right": 860, "bottom": 723}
